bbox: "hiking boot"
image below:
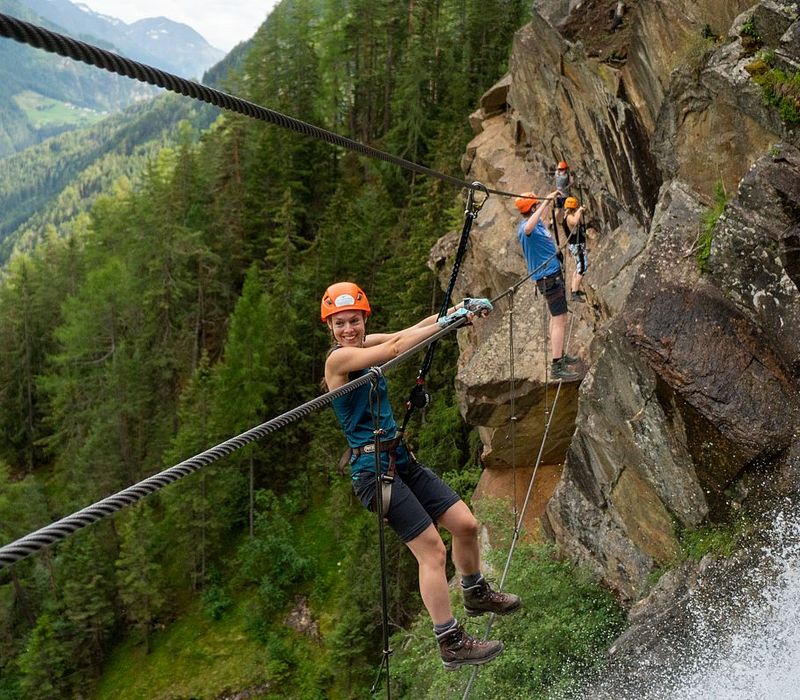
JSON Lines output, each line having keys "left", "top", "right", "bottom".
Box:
{"left": 463, "top": 577, "right": 522, "bottom": 617}
{"left": 561, "top": 353, "right": 580, "bottom": 365}
{"left": 551, "top": 358, "right": 580, "bottom": 382}
{"left": 437, "top": 623, "right": 504, "bottom": 670}
{"left": 571, "top": 290, "right": 586, "bottom": 303}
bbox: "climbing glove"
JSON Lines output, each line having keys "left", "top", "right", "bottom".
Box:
{"left": 462, "top": 298, "right": 493, "bottom": 317}
{"left": 437, "top": 307, "right": 471, "bottom": 329}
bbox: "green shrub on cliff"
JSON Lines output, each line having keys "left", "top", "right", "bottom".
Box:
{"left": 746, "top": 51, "right": 800, "bottom": 127}
{"left": 697, "top": 180, "right": 728, "bottom": 272}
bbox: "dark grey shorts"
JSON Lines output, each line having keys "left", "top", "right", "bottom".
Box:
{"left": 352, "top": 445, "right": 461, "bottom": 542}
{"left": 536, "top": 271, "right": 568, "bottom": 317}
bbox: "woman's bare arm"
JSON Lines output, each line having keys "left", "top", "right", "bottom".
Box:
{"left": 325, "top": 320, "right": 455, "bottom": 389}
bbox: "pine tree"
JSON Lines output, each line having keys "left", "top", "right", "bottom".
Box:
{"left": 0, "top": 464, "right": 51, "bottom": 665}
{"left": 162, "top": 354, "right": 246, "bottom": 590}
{"left": 56, "top": 531, "right": 117, "bottom": 676}
{"left": 17, "top": 612, "right": 74, "bottom": 700}
{"left": 211, "top": 264, "right": 274, "bottom": 535}
{"left": 115, "top": 504, "right": 165, "bottom": 653}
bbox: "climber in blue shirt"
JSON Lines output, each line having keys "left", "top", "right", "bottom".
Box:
{"left": 515, "top": 191, "right": 580, "bottom": 382}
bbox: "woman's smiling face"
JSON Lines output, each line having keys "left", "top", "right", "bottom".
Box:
{"left": 328, "top": 309, "right": 366, "bottom": 346}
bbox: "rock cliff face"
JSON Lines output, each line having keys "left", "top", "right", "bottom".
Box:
{"left": 439, "top": 0, "right": 800, "bottom": 618}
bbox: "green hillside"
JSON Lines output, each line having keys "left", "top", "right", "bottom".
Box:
{"left": 0, "top": 1, "right": 624, "bottom": 699}
{"left": 12, "top": 90, "right": 107, "bottom": 129}
{"left": 0, "top": 30, "right": 248, "bottom": 262}
{"left": 0, "top": 94, "right": 216, "bottom": 262}
{"left": 0, "top": 0, "right": 161, "bottom": 156}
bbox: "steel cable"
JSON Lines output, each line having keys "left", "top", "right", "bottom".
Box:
{"left": 0, "top": 11, "right": 539, "bottom": 201}
{"left": 0, "top": 317, "right": 468, "bottom": 570}
{"left": 461, "top": 310, "right": 580, "bottom": 699}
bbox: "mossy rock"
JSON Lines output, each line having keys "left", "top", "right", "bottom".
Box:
{"left": 744, "top": 58, "right": 770, "bottom": 77}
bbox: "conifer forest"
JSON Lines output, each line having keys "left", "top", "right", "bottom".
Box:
{"left": 0, "top": 1, "right": 624, "bottom": 697}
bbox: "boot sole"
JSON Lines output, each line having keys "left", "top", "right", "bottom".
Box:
{"left": 552, "top": 374, "right": 581, "bottom": 382}
{"left": 464, "top": 600, "right": 522, "bottom": 617}
{"left": 442, "top": 643, "right": 504, "bottom": 670}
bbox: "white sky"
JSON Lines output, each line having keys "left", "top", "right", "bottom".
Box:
{"left": 79, "top": 0, "right": 281, "bottom": 51}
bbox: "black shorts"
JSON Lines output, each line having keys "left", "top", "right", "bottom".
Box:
{"left": 536, "top": 271, "right": 568, "bottom": 316}
{"left": 352, "top": 444, "right": 461, "bottom": 542}
{"left": 555, "top": 195, "right": 566, "bottom": 209}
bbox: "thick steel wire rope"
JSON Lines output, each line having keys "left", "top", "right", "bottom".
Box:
{"left": 461, "top": 301, "right": 580, "bottom": 699}
{"left": 0, "top": 318, "right": 469, "bottom": 571}
{"left": 0, "top": 12, "right": 542, "bottom": 202}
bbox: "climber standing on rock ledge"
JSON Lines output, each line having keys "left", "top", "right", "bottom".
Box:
{"left": 515, "top": 191, "right": 580, "bottom": 382}
{"left": 562, "top": 197, "right": 588, "bottom": 303}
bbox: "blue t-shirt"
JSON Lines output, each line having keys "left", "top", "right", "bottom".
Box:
{"left": 517, "top": 218, "right": 560, "bottom": 280}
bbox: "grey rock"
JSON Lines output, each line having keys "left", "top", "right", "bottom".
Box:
{"left": 545, "top": 329, "right": 707, "bottom": 600}
{"left": 708, "top": 144, "right": 800, "bottom": 375}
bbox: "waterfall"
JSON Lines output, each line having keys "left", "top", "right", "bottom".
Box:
{"left": 565, "top": 504, "right": 800, "bottom": 699}
{"left": 663, "top": 508, "right": 800, "bottom": 699}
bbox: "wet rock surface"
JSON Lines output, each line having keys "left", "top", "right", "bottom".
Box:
{"left": 446, "top": 0, "right": 800, "bottom": 621}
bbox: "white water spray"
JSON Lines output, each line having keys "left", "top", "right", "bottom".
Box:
{"left": 661, "top": 508, "right": 800, "bottom": 700}
{"left": 572, "top": 505, "right": 800, "bottom": 700}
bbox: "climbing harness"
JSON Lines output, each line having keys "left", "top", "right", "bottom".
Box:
{"left": 398, "top": 183, "right": 489, "bottom": 434}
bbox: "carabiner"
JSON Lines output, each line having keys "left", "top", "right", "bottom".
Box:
{"left": 466, "top": 181, "right": 490, "bottom": 215}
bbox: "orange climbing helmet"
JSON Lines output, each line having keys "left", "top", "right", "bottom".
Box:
{"left": 320, "top": 282, "right": 371, "bottom": 322}
{"left": 564, "top": 196, "right": 579, "bottom": 210}
{"left": 557, "top": 160, "right": 569, "bottom": 170}
{"left": 514, "top": 192, "right": 538, "bottom": 214}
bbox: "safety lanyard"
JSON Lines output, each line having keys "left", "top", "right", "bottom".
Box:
{"left": 398, "top": 183, "right": 488, "bottom": 434}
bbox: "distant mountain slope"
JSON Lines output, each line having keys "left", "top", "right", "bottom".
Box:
{"left": 0, "top": 0, "right": 158, "bottom": 155}
{"left": 0, "top": 95, "right": 216, "bottom": 261}
{"left": 20, "top": 0, "right": 225, "bottom": 77}
{"left": 0, "top": 35, "right": 246, "bottom": 262}
{"left": 0, "top": 0, "right": 225, "bottom": 156}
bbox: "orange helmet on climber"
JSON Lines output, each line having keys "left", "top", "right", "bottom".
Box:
{"left": 514, "top": 192, "right": 538, "bottom": 214}
{"left": 320, "top": 282, "right": 371, "bottom": 322}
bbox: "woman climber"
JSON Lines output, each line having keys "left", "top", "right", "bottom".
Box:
{"left": 562, "top": 197, "right": 588, "bottom": 303}
{"left": 321, "top": 282, "right": 521, "bottom": 670}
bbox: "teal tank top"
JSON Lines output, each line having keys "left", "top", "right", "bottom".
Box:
{"left": 331, "top": 366, "right": 397, "bottom": 448}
